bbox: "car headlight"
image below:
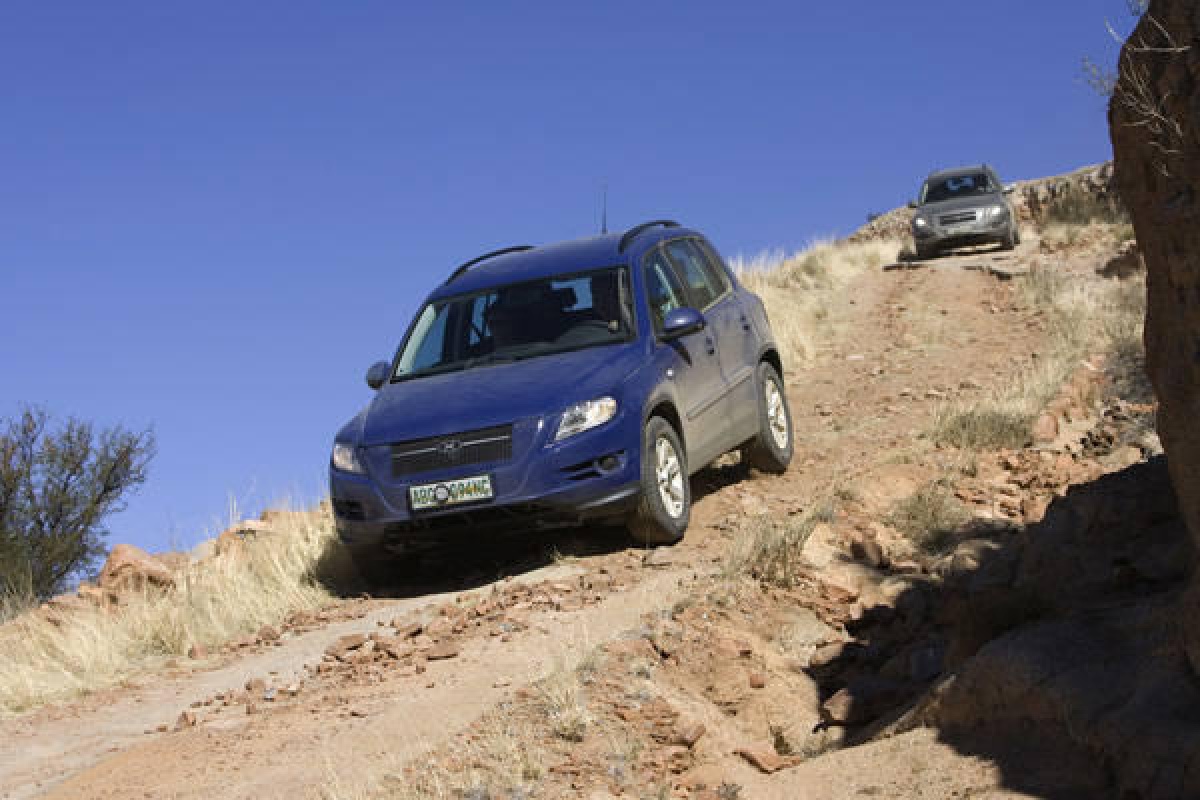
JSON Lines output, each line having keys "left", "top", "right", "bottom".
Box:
{"left": 555, "top": 397, "right": 617, "bottom": 442}
{"left": 914, "top": 216, "right": 929, "bottom": 227}
{"left": 987, "top": 205, "right": 1008, "bottom": 219}
{"left": 331, "top": 442, "right": 366, "bottom": 474}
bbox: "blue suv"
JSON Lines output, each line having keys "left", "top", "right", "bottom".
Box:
{"left": 330, "top": 220, "right": 793, "bottom": 580}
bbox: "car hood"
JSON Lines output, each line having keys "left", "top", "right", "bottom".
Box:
{"left": 917, "top": 194, "right": 1005, "bottom": 217}
{"left": 357, "top": 343, "right": 644, "bottom": 446}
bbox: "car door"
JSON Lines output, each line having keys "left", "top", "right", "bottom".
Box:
{"left": 692, "top": 237, "right": 761, "bottom": 438}
{"left": 662, "top": 238, "right": 756, "bottom": 447}
{"left": 643, "top": 245, "right": 728, "bottom": 467}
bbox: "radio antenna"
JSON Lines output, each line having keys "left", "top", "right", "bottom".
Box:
{"left": 601, "top": 182, "right": 608, "bottom": 234}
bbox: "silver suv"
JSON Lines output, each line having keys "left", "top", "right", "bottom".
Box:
{"left": 909, "top": 165, "right": 1020, "bottom": 260}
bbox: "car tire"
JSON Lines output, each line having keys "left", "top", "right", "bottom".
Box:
{"left": 916, "top": 243, "right": 937, "bottom": 261}
{"left": 1000, "top": 226, "right": 1017, "bottom": 251}
{"left": 743, "top": 362, "right": 794, "bottom": 473}
{"left": 627, "top": 416, "right": 690, "bottom": 546}
{"left": 1013, "top": 224, "right": 1022, "bottom": 245}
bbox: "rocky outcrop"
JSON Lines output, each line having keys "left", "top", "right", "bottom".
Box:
{"left": 97, "top": 543, "right": 177, "bottom": 592}
{"left": 1110, "top": 0, "right": 1200, "bottom": 672}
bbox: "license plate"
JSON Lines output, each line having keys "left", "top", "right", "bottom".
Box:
{"left": 409, "top": 475, "right": 493, "bottom": 511}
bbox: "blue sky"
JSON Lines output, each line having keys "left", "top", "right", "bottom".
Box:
{"left": 1, "top": 2, "right": 1134, "bottom": 554}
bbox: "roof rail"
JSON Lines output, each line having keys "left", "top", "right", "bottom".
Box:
{"left": 444, "top": 245, "right": 535, "bottom": 285}
{"left": 617, "top": 220, "right": 679, "bottom": 254}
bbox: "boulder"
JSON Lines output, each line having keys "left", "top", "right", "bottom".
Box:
{"left": 98, "top": 544, "right": 176, "bottom": 592}
{"left": 213, "top": 519, "right": 275, "bottom": 558}
{"left": 1110, "top": 0, "right": 1200, "bottom": 676}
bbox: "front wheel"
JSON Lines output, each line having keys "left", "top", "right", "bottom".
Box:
{"left": 743, "top": 362, "right": 794, "bottom": 473}
{"left": 627, "top": 417, "right": 690, "bottom": 545}
{"left": 1000, "top": 226, "right": 1017, "bottom": 251}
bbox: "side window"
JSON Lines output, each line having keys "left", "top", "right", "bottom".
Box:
{"left": 693, "top": 239, "right": 732, "bottom": 296}
{"left": 664, "top": 239, "right": 721, "bottom": 309}
{"left": 643, "top": 248, "right": 686, "bottom": 333}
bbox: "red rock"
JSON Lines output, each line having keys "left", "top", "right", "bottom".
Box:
{"left": 174, "top": 710, "right": 198, "bottom": 730}
{"left": 735, "top": 745, "right": 787, "bottom": 774}
{"left": 76, "top": 583, "right": 117, "bottom": 609}
{"left": 97, "top": 544, "right": 177, "bottom": 592}
{"left": 425, "top": 642, "right": 460, "bottom": 661}
{"left": 749, "top": 672, "right": 767, "bottom": 689}
{"left": 257, "top": 625, "right": 280, "bottom": 642}
{"left": 671, "top": 721, "right": 707, "bottom": 748}
{"left": 325, "top": 633, "right": 368, "bottom": 659}
{"left": 186, "top": 643, "right": 208, "bottom": 660}
{"left": 809, "top": 641, "right": 847, "bottom": 668}
{"left": 1032, "top": 412, "right": 1059, "bottom": 443}
{"left": 394, "top": 621, "right": 423, "bottom": 639}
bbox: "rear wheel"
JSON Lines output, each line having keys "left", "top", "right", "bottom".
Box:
{"left": 628, "top": 417, "right": 690, "bottom": 545}
{"left": 743, "top": 362, "right": 793, "bottom": 473}
{"left": 916, "top": 243, "right": 938, "bottom": 261}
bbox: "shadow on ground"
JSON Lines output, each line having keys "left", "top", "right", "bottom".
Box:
{"left": 312, "top": 462, "right": 749, "bottom": 601}
{"left": 807, "top": 456, "right": 1199, "bottom": 799}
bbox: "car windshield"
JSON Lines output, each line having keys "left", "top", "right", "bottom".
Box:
{"left": 921, "top": 173, "right": 994, "bottom": 204}
{"left": 392, "top": 267, "right": 635, "bottom": 381}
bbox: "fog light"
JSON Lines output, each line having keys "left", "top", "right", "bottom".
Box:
{"left": 599, "top": 455, "right": 619, "bottom": 471}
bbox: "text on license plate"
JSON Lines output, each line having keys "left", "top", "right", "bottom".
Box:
{"left": 409, "top": 475, "right": 493, "bottom": 510}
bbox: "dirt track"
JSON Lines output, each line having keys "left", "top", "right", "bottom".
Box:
{"left": 1, "top": 242, "right": 1063, "bottom": 799}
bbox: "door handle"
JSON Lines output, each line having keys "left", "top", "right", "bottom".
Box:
{"left": 704, "top": 337, "right": 716, "bottom": 355}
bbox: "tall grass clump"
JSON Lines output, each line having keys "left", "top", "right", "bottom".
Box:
{"left": 724, "top": 503, "right": 834, "bottom": 588}
{"left": 886, "top": 482, "right": 970, "bottom": 554}
{"left": 732, "top": 237, "right": 905, "bottom": 368}
{"left": 1041, "top": 189, "right": 1128, "bottom": 228}
{"left": 0, "top": 504, "right": 349, "bottom": 714}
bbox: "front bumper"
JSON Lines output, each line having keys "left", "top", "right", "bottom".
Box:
{"left": 330, "top": 411, "right": 642, "bottom": 549}
{"left": 914, "top": 213, "right": 1010, "bottom": 251}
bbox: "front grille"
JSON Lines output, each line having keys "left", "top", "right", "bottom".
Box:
{"left": 939, "top": 211, "right": 978, "bottom": 226}
{"left": 390, "top": 424, "right": 513, "bottom": 477}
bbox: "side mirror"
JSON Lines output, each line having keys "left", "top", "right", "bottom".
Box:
{"left": 1003, "top": 184, "right": 1016, "bottom": 195}
{"left": 365, "top": 360, "right": 390, "bottom": 390}
{"left": 661, "top": 307, "right": 706, "bottom": 340}
{"left": 907, "top": 200, "right": 918, "bottom": 209}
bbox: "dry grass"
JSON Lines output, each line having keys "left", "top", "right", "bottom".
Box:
{"left": 886, "top": 482, "right": 970, "bottom": 554}
{"left": 1040, "top": 190, "right": 1128, "bottom": 228}
{"left": 934, "top": 266, "right": 1146, "bottom": 451}
{"left": 0, "top": 505, "right": 349, "bottom": 714}
{"left": 358, "top": 659, "right": 598, "bottom": 799}
{"left": 359, "top": 708, "right": 545, "bottom": 800}
{"left": 733, "top": 237, "right": 906, "bottom": 368}
{"left": 536, "top": 660, "right": 593, "bottom": 743}
{"left": 724, "top": 502, "right": 834, "bottom": 587}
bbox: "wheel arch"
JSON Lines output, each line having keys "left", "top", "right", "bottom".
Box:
{"left": 759, "top": 347, "right": 784, "bottom": 380}
{"left": 643, "top": 396, "right": 685, "bottom": 456}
